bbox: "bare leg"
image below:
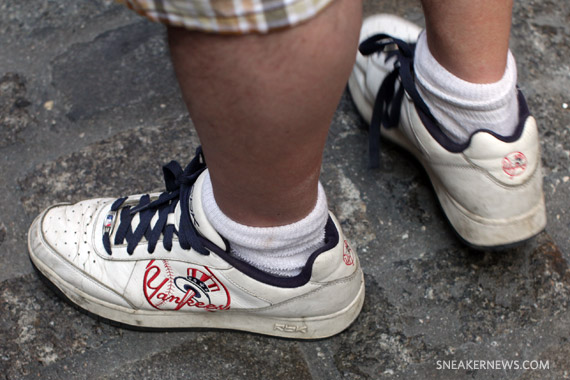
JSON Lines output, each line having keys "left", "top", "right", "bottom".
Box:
{"left": 168, "top": 0, "right": 362, "bottom": 227}
{"left": 421, "top": 0, "right": 513, "bottom": 83}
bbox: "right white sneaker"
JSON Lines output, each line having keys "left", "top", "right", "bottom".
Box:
{"left": 349, "top": 14, "right": 546, "bottom": 248}
{"left": 28, "top": 148, "right": 364, "bottom": 339}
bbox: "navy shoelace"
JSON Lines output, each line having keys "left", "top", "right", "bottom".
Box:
{"left": 358, "top": 33, "right": 437, "bottom": 168}
{"left": 102, "top": 147, "right": 209, "bottom": 256}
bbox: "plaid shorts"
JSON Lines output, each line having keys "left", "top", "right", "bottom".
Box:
{"left": 118, "top": 0, "right": 336, "bottom": 34}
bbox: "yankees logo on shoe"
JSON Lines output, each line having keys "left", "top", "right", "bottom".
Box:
{"left": 28, "top": 148, "right": 364, "bottom": 338}
{"left": 348, "top": 14, "right": 546, "bottom": 248}
{"left": 143, "top": 260, "right": 231, "bottom": 311}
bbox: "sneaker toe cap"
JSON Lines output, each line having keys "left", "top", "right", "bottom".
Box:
{"left": 28, "top": 200, "right": 134, "bottom": 309}
{"left": 32, "top": 199, "right": 112, "bottom": 262}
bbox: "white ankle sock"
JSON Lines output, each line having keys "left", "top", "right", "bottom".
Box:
{"left": 201, "top": 172, "right": 329, "bottom": 277}
{"left": 414, "top": 32, "right": 519, "bottom": 143}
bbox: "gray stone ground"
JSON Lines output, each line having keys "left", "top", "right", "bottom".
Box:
{"left": 1, "top": 0, "right": 569, "bottom": 379}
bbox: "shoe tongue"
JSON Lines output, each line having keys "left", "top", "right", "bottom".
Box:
{"left": 185, "top": 170, "right": 227, "bottom": 251}
{"left": 107, "top": 201, "right": 143, "bottom": 243}
{"left": 106, "top": 170, "right": 226, "bottom": 252}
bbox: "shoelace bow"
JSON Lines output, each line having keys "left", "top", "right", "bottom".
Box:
{"left": 358, "top": 33, "right": 436, "bottom": 168}
{"left": 102, "top": 147, "right": 209, "bottom": 256}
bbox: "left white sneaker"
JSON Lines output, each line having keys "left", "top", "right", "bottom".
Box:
{"left": 28, "top": 148, "right": 364, "bottom": 338}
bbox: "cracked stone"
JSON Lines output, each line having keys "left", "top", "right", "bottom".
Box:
{"left": 0, "top": 73, "right": 34, "bottom": 147}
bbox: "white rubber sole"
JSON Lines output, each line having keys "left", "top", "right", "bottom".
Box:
{"left": 348, "top": 72, "right": 546, "bottom": 248}
{"left": 28, "top": 216, "right": 365, "bottom": 339}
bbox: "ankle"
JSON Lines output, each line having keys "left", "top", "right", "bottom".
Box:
{"left": 201, "top": 172, "right": 329, "bottom": 277}
{"left": 414, "top": 32, "right": 519, "bottom": 143}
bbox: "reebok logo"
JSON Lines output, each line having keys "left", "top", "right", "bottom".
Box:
{"left": 274, "top": 323, "right": 308, "bottom": 333}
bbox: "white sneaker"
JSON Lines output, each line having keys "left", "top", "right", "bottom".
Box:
{"left": 27, "top": 148, "right": 364, "bottom": 338}
{"left": 348, "top": 14, "right": 546, "bottom": 248}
